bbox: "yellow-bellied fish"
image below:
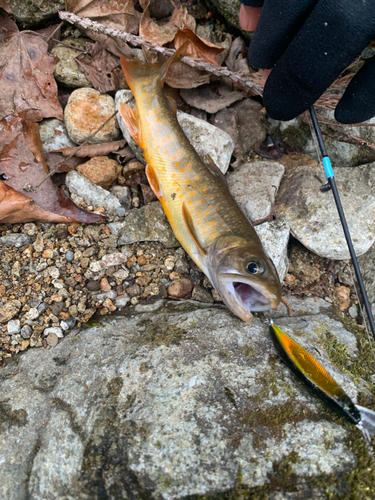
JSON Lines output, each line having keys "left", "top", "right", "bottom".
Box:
{"left": 270, "top": 323, "right": 375, "bottom": 450}
{"left": 119, "top": 47, "right": 281, "bottom": 322}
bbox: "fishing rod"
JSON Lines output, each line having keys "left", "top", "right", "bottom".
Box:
{"left": 309, "top": 105, "right": 375, "bottom": 342}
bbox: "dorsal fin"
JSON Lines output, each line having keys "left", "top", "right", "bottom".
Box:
{"left": 118, "top": 102, "right": 142, "bottom": 146}
{"left": 182, "top": 202, "right": 206, "bottom": 257}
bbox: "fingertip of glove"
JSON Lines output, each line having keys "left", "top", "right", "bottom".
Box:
{"left": 263, "top": 71, "right": 314, "bottom": 121}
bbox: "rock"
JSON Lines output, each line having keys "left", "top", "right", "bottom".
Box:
{"left": 269, "top": 110, "right": 375, "bottom": 167}
{"left": 110, "top": 186, "right": 132, "bottom": 209}
{"left": 177, "top": 110, "right": 234, "bottom": 174}
{"left": 0, "top": 300, "right": 21, "bottom": 323}
{"left": 334, "top": 286, "right": 351, "bottom": 311}
{"left": 180, "top": 80, "right": 245, "bottom": 114}
{"left": 117, "top": 201, "right": 180, "bottom": 248}
{"left": 9, "top": 0, "right": 64, "bottom": 28}
{"left": 358, "top": 243, "right": 375, "bottom": 317}
{"left": 51, "top": 38, "right": 92, "bottom": 88}
{"left": 115, "top": 90, "right": 234, "bottom": 174}
{"left": 65, "top": 88, "right": 120, "bottom": 144}
{"left": 77, "top": 157, "right": 121, "bottom": 189}
{"left": 89, "top": 253, "right": 127, "bottom": 272}
{"left": 348, "top": 304, "right": 358, "bottom": 319}
{"left": 168, "top": 278, "right": 193, "bottom": 298}
{"left": 24, "top": 308, "right": 39, "bottom": 320}
{"left": 0, "top": 234, "right": 32, "bottom": 248}
{"left": 207, "top": 0, "right": 250, "bottom": 37}
{"left": 0, "top": 296, "right": 371, "bottom": 499}
{"left": 39, "top": 118, "right": 77, "bottom": 156}
{"left": 7, "top": 320, "right": 21, "bottom": 335}
{"left": 210, "top": 99, "right": 267, "bottom": 160}
{"left": 275, "top": 164, "right": 375, "bottom": 259}
{"left": 192, "top": 285, "right": 214, "bottom": 303}
{"left": 46, "top": 332, "right": 59, "bottom": 347}
{"left": 65, "top": 171, "right": 121, "bottom": 215}
{"left": 227, "top": 161, "right": 285, "bottom": 222}
{"left": 20, "top": 325, "right": 32, "bottom": 339}
{"left": 254, "top": 218, "right": 290, "bottom": 282}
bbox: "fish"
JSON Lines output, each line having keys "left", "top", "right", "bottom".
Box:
{"left": 270, "top": 323, "right": 375, "bottom": 450}
{"left": 119, "top": 46, "right": 281, "bottom": 322}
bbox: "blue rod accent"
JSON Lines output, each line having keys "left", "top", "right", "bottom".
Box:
{"left": 323, "top": 156, "right": 334, "bottom": 179}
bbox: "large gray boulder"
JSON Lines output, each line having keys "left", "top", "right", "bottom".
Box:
{"left": 1, "top": 296, "right": 373, "bottom": 499}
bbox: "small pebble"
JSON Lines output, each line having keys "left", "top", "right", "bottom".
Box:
{"left": 100, "top": 277, "right": 111, "bottom": 292}
{"left": 192, "top": 285, "right": 214, "bottom": 303}
{"left": 168, "top": 278, "right": 193, "bottom": 298}
{"left": 97, "top": 290, "right": 117, "bottom": 300}
{"left": 7, "top": 319, "right": 21, "bottom": 334}
{"left": 21, "top": 325, "right": 33, "bottom": 339}
{"left": 65, "top": 251, "right": 74, "bottom": 262}
{"left": 46, "top": 332, "right": 59, "bottom": 347}
{"left": 349, "top": 304, "right": 358, "bottom": 319}
{"left": 25, "top": 307, "right": 40, "bottom": 320}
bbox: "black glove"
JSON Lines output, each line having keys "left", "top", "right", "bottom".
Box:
{"left": 240, "top": 0, "right": 375, "bottom": 124}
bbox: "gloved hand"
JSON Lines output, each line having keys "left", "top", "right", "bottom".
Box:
{"left": 239, "top": 0, "right": 375, "bottom": 124}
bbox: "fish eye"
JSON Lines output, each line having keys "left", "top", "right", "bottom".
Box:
{"left": 247, "top": 261, "right": 259, "bottom": 274}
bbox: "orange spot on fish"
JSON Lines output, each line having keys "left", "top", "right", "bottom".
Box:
{"left": 198, "top": 200, "right": 203, "bottom": 204}
{"left": 196, "top": 211, "right": 202, "bottom": 215}
{"left": 175, "top": 162, "right": 180, "bottom": 166}
{"left": 167, "top": 134, "right": 171, "bottom": 139}
{"left": 181, "top": 168, "right": 185, "bottom": 173}
{"left": 172, "top": 156, "right": 176, "bottom": 161}
{"left": 209, "top": 234, "right": 215, "bottom": 239}
{"left": 204, "top": 211, "right": 210, "bottom": 215}
{"left": 209, "top": 221, "right": 215, "bottom": 225}
{"left": 189, "top": 192, "right": 195, "bottom": 196}
{"left": 157, "top": 118, "right": 161, "bottom": 123}
{"left": 202, "top": 188, "right": 207, "bottom": 192}
{"left": 178, "top": 194, "right": 184, "bottom": 199}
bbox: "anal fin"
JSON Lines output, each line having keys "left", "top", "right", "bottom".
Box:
{"left": 182, "top": 202, "right": 206, "bottom": 257}
{"left": 119, "top": 102, "right": 142, "bottom": 146}
{"left": 200, "top": 153, "right": 228, "bottom": 187}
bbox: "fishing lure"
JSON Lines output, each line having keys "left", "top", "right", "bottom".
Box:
{"left": 270, "top": 323, "right": 375, "bottom": 451}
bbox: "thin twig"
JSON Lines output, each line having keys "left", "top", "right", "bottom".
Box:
{"left": 27, "top": 110, "right": 119, "bottom": 192}
{"left": 58, "top": 10, "right": 264, "bottom": 96}
{"left": 45, "top": 21, "right": 64, "bottom": 43}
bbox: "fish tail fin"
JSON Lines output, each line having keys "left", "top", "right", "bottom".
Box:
{"left": 120, "top": 43, "right": 188, "bottom": 91}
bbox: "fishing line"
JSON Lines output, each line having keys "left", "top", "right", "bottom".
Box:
{"left": 308, "top": 106, "right": 375, "bottom": 346}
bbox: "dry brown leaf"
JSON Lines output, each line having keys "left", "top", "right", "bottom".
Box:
{"left": 174, "top": 28, "right": 224, "bottom": 67}
{"left": 0, "top": 1, "right": 12, "bottom": 14}
{"left": 54, "top": 139, "right": 126, "bottom": 157}
{"left": 140, "top": 3, "right": 195, "bottom": 47}
{"left": 0, "top": 14, "right": 63, "bottom": 121}
{"left": 76, "top": 42, "right": 123, "bottom": 93}
{"left": 0, "top": 114, "right": 104, "bottom": 223}
{"left": 66, "top": 0, "right": 140, "bottom": 32}
{"left": 45, "top": 152, "right": 85, "bottom": 173}
{"left": 165, "top": 61, "right": 210, "bottom": 89}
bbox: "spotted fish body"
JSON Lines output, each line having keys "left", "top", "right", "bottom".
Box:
{"left": 119, "top": 48, "right": 281, "bottom": 322}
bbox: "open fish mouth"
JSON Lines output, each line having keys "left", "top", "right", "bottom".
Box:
{"left": 215, "top": 274, "right": 278, "bottom": 321}
{"left": 233, "top": 281, "right": 272, "bottom": 311}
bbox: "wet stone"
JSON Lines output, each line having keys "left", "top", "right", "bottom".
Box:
{"left": 87, "top": 280, "right": 101, "bottom": 291}
{"left": 46, "top": 332, "right": 59, "bottom": 347}
{"left": 77, "top": 157, "right": 121, "bottom": 189}
{"left": 20, "top": 325, "right": 32, "bottom": 339}
{"left": 7, "top": 319, "right": 21, "bottom": 335}
{"left": 192, "top": 285, "right": 214, "bottom": 303}
{"left": 65, "top": 251, "right": 74, "bottom": 262}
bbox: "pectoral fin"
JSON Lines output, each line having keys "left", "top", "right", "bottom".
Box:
{"left": 182, "top": 202, "right": 206, "bottom": 257}
{"left": 146, "top": 164, "right": 163, "bottom": 199}
{"left": 119, "top": 102, "right": 142, "bottom": 146}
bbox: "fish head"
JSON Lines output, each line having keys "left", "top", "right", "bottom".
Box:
{"left": 206, "top": 235, "right": 282, "bottom": 322}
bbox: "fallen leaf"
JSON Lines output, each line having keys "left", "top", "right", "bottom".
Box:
{"left": 0, "top": 2, "right": 12, "bottom": 14}
{"left": 0, "top": 14, "right": 63, "bottom": 121}
{"left": 174, "top": 28, "right": 224, "bottom": 66}
{"left": 35, "top": 23, "right": 62, "bottom": 52}
{"left": 53, "top": 139, "right": 126, "bottom": 157}
{"left": 0, "top": 114, "right": 104, "bottom": 223}
{"left": 66, "top": 0, "right": 141, "bottom": 32}
{"left": 45, "top": 152, "right": 85, "bottom": 173}
{"left": 180, "top": 80, "right": 244, "bottom": 113}
{"left": 140, "top": 3, "right": 195, "bottom": 47}
{"left": 165, "top": 61, "right": 210, "bottom": 89}
{"left": 76, "top": 42, "right": 124, "bottom": 93}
